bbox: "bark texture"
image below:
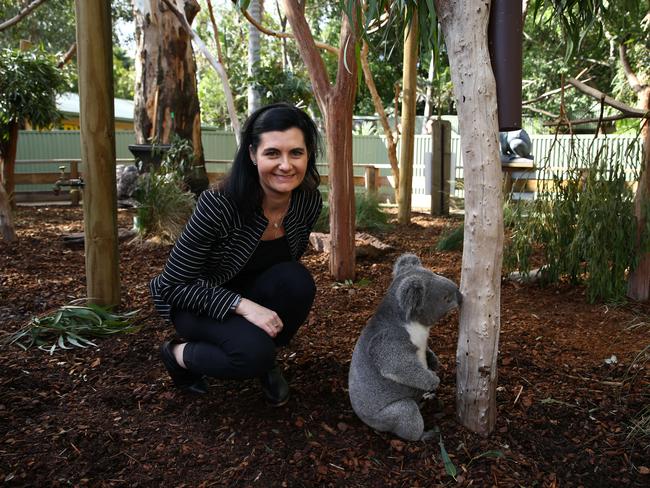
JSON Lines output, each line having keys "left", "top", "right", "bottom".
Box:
{"left": 0, "top": 182, "right": 16, "bottom": 242}
{"left": 0, "top": 121, "right": 19, "bottom": 209}
{"left": 247, "top": 0, "right": 263, "bottom": 114}
{"left": 133, "top": 0, "right": 208, "bottom": 193}
{"left": 283, "top": 0, "right": 357, "bottom": 280}
{"left": 626, "top": 86, "right": 650, "bottom": 300}
{"left": 434, "top": 0, "right": 504, "bottom": 436}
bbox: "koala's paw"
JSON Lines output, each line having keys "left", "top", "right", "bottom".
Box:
{"left": 426, "top": 350, "right": 440, "bottom": 371}
{"left": 422, "top": 390, "right": 437, "bottom": 401}
{"left": 419, "top": 429, "right": 436, "bottom": 441}
{"left": 427, "top": 372, "right": 440, "bottom": 392}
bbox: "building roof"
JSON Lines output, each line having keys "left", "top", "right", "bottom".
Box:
{"left": 56, "top": 92, "right": 135, "bottom": 122}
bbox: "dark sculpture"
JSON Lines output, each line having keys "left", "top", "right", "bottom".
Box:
{"left": 499, "top": 128, "right": 533, "bottom": 163}
{"left": 116, "top": 164, "right": 140, "bottom": 200}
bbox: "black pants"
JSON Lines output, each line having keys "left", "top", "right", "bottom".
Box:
{"left": 171, "top": 261, "right": 315, "bottom": 379}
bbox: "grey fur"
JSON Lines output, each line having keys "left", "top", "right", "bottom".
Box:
{"left": 116, "top": 164, "right": 139, "bottom": 199}
{"left": 348, "top": 253, "right": 461, "bottom": 441}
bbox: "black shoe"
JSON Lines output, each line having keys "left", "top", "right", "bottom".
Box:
{"left": 259, "top": 364, "right": 290, "bottom": 407}
{"left": 160, "top": 340, "right": 208, "bottom": 394}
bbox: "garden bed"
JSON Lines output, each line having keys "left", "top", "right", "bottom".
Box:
{"left": 0, "top": 206, "right": 648, "bottom": 486}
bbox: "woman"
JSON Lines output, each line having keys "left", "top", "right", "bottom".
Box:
{"left": 149, "top": 103, "right": 323, "bottom": 406}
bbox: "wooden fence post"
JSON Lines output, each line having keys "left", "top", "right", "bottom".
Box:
{"left": 430, "top": 119, "right": 452, "bottom": 215}
{"left": 75, "top": 0, "right": 120, "bottom": 307}
{"left": 69, "top": 160, "right": 80, "bottom": 206}
{"left": 364, "top": 165, "right": 378, "bottom": 197}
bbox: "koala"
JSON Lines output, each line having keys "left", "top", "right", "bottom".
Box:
{"left": 116, "top": 164, "right": 139, "bottom": 200}
{"left": 348, "top": 253, "right": 462, "bottom": 441}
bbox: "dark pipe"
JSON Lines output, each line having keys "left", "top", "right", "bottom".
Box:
{"left": 488, "top": 0, "right": 524, "bottom": 131}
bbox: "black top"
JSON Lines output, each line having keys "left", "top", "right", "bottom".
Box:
{"left": 224, "top": 236, "right": 292, "bottom": 293}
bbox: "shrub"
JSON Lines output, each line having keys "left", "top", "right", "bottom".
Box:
{"left": 436, "top": 224, "right": 463, "bottom": 252}
{"left": 314, "top": 192, "right": 390, "bottom": 233}
{"left": 133, "top": 170, "right": 195, "bottom": 243}
{"left": 505, "top": 148, "right": 640, "bottom": 303}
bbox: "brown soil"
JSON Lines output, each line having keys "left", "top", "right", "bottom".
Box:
{"left": 1, "top": 206, "right": 648, "bottom": 487}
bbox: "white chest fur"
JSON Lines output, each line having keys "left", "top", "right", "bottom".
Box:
{"left": 405, "top": 321, "right": 429, "bottom": 367}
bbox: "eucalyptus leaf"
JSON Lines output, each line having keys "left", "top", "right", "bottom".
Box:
{"left": 0, "top": 302, "right": 140, "bottom": 353}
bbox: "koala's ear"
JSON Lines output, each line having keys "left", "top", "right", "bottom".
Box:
{"left": 396, "top": 275, "right": 425, "bottom": 319}
{"left": 393, "top": 253, "right": 422, "bottom": 277}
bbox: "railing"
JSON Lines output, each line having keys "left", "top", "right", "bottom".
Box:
{"left": 13, "top": 159, "right": 390, "bottom": 205}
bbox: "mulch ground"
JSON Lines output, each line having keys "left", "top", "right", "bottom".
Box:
{"left": 0, "top": 205, "right": 649, "bottom": 487}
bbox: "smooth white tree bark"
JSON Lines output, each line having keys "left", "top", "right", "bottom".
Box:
{"left": 247, "top": 0, "right": 263, "bottom": 114}
{"left": 434, "top": 0, "right": 504, "bottom": 436}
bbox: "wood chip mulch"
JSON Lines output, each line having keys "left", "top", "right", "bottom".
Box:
{"left": 0, "top": 206, "right": 648, "bottom": 487}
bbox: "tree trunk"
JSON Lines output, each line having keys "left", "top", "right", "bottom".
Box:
{"left": 1, "top": 121, "right": 19, "bottom": 209}
{"left": 360, "top": 40, "right": 399, "bottom": 202}
{"left": 247, "top": 0, "right": 263, "bottom": 114}
{"left": 0, "top": 182, "right": 16, "bottom": 242}
{"left": 74, "top": 0, "right": 120, "bottom": 308}
{"left": 397, "top": 11, "right": 418, "bottom": 224}
{"left": 282, "top": 0, "right": 357, "bottom": 280}
{"left": 626, "top": 86, "right": 650, "bottom": 300}
{"left": 434, "top": 0, "right": 504, "bottom": 436}
{"left": 133, "top": 0, "right": 208, "bottom": 194}
{"left": 422, "top": 50, "right": 435, "bottom": 133}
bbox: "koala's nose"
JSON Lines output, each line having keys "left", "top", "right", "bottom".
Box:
{"left": 456, "top": 290, "right": 463, "bottom": 306}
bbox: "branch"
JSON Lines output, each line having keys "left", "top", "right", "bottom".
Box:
{"left": 57, "top": 42, "right": 76, "bottom": 68}
{"left": 360, "top": 40, "right": 399, "bottom": 194}
{"left": 239, "top": 4, "right": 339, "bottom": 55}
{"left": 206, "top": 0, "right": 225, "bottom": 66}
{"left": 282, "top": 0, "right": 332, "bottom": 106}
{"left": 567, "top": 77, "right": 647, "bottom": 117}
{"left": 0, "top": 0, "right": 49, "bottom": 32}
{"left": 542, "top": 113, "right": 641, "bottom": 127}
{"left": 161, "top": 0, "right": 241, "bottom": 141}
{"left": 523, "top": 68, "right": 590, "bottom": 106}
{"left": 524, "top": 105, "right": 559, "bottom": 119}
{"left": 619, "top": 43, "right": 644, "bottom": 94}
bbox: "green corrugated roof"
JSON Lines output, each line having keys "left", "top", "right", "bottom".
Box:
{"left": 57, "top": 92, "right": 134, "bottom": 122}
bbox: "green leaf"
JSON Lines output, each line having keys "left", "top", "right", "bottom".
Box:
{"left": 1, "top": 301, "right": 139, "bottom": 352}
{"left": 436, "top": 428, "right": 457, "bottom": 480}
{"left": 65, "top": 335, "right": 88, "bottom": 349}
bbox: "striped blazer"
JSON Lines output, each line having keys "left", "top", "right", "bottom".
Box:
{"left": 149, "top": 188, "right": 322, "bottom": 322}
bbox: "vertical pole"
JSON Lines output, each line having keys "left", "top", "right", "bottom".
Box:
{"left": 488, "top": 0, "right": 524, "bottom": 131}
{"left": 74, "top": 0, "right": 120, "bottom": 307}
{"left": 70, "top": 160, "right": 80, "bottom": 206}
{"left": 397, "top": 10, "right": 419, "bottom": 224}
{"left": 430, "top": 119, "right": 451, "bottom": 215}
{"left": 364, "top": 165, "right": 378, "bottom": 197}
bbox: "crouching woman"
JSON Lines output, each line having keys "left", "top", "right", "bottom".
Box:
{"left": 149, "top": 103, "right": 322, "bottom": 406}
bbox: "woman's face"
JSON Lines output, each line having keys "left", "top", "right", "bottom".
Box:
{"left": 250, "top": 127, "right": 309, "bottom": 200}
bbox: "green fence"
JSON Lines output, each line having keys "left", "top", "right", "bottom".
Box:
{"left": 14, "top": 130, "right": 643, "bottom": 203}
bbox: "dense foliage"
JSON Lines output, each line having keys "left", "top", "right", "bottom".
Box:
{"left": 0, "top": 48, "right": 66, "bottom": 136}
{"left": 505, "top": 139, "right": 643, "bottom": 303}
{"left": 0, "top": 0, "right": 135, "bottom": 99}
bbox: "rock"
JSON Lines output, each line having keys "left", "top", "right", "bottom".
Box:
{"left": 61, "top": 228, "right": 138, "bottom": 248}
{"left": 309, "top": 232, "right": 394, "bottom": 259}
{"left": 508, "top": 267, "right": 545, "bottom": 284}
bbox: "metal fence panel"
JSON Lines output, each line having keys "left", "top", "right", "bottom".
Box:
{"left": 14, "top": 130, "right": 643, "bottom": 202}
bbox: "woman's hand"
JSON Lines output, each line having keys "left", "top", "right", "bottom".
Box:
{"left": 234, "top": 298, "right": 284, "bottom": 338}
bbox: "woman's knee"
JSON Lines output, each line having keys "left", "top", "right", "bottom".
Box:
{"left": 268, "top": 261, "right": 316, "bottom": 301}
